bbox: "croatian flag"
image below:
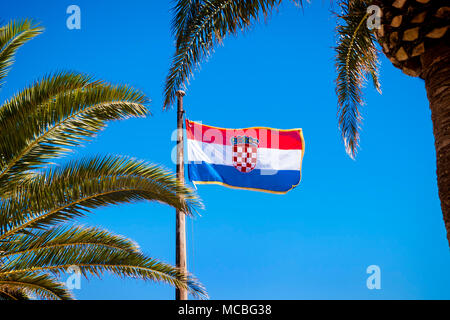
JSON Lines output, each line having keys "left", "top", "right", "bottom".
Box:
{"left": 186, "top": 119, "right": 305, "bottom": 194}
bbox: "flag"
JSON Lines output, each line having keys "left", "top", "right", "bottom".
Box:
{"left": 185, "top": 119, "right": 305, "bottom": 194}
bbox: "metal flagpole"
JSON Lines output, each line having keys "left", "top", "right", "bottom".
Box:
{"left": 175, "top": 90, "right": 188, "bottom": 300}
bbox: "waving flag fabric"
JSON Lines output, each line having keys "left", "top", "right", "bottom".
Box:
{"left": 186, "top": 119, "right": 305, "bottom": 194}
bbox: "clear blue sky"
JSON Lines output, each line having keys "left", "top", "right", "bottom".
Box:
{"left": 2, "top": 0, "right": 449, "bottom": 299}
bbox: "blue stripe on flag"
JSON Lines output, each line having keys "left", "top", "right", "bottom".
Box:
{"left": 187, "top": 162, "right": 301, "bottom": 193}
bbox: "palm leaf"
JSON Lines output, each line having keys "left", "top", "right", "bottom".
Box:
{"left": 0, "top": 225, "right": 207, "bottom": 299}
{"left": 0, "top": 287, "right": 30, "bottom": 300}
{"left": 0, "top": 77, "right": 149, "bottom": 193}
{"left": 0, "top": 272, "right": 72, "bottom": 300}
{"left": 0, "top": 71, "right": 96, "bottom": 137}
{"left": 0, "top": 155, "right": 201, "bottom": 240}
{"left": 172, "top": 0, "right": 202, "bottom": 49}
{"left": 0, "top": 19, "right": 43, "bottom": 89}
{"left": 334, "top": 0, "right": 381, "bottom": 158}
{"left": 0, "top": 247, "right": 207, "bottom": 299}
{"left": 164, "top": 0, "right": 286, "bottom": 108}
{"left": 1, "top": 225, "right": 141, "bottom": 258}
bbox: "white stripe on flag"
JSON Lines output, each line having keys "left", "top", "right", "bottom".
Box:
{"left": 187, "top": 139, "right": 302, "bottom": 171}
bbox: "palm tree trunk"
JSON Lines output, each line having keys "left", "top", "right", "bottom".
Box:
{"left": 421, "top": 42, "right": 450, "bottom": 247}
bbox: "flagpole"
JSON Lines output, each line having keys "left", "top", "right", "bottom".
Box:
{"left": 175, "top": 90, "right": 188, "bottom": 300}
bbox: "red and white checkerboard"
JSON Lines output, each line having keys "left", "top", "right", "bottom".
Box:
{"left": 232, "top": 144, "right": 258, "bottom": 173}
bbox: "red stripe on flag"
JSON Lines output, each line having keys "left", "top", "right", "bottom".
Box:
{"left": 185, "top": 119, "right": 303, "bottom": 150}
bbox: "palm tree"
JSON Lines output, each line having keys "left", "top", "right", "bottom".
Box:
{"left": 163, "top": 0, "right": 450, "bottom": 246}
{"left": 0, "top": 19, "right": 207, "bottom": 300}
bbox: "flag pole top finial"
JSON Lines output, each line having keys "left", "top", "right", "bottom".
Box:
{"left": 176, "top": 90, "right": 186, "bottom": 97}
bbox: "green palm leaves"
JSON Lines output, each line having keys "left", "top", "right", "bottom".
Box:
{"left": 335, "top": 0, "right": 381, "bottom": 158}
{"left": 0, "top": 72, "right": 149, "bottom": 192}
{"left": 0, "top": 19, "right": 207, "bottom": 300}
{"left": 164, "top": 0, "right": 285, "bottom": 108}
{"left": 0, "top": 20, "right": 42, "bottom": 88}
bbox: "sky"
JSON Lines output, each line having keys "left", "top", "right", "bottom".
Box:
{"left": 1, "top": 0, "right": 449, "bottom": 300}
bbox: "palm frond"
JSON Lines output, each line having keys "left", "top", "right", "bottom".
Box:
{"left": 0, "top": 287, "right": 30, "bottom": 300}
{"left": 0, "top": 78, "right": 150, "bottom": 192}
{"left": 334, "top": 0, "right": 381, "bottom": 158}
{"left": 0, "top": 71, "right": 96, "bottom": 134}
{"left": 172, "top": 0, "right": 202, "bottom": 49}
{"left": 164, "top": 0, "right": 284, "bottom": 108}
{"left": 0, "top": 155, "right": 202, "bottom": 238}
{"left": 0, "top": 225, "right": 141, "bottom": 258}
{"left": 0, "top": 247, "right": 207, "bottom": 299}
{"left": 0, "top": 19, "right": 43, "bottom": 89}
{"left": 0, "top": 272, "right": 73, "bottom": 300}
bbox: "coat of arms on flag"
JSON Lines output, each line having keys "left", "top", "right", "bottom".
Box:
{"left": 231, "top": 136, "right": 259, "bottom": 173}
{"left": 185, "top": 119, "right": 305, "bottom": 194}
